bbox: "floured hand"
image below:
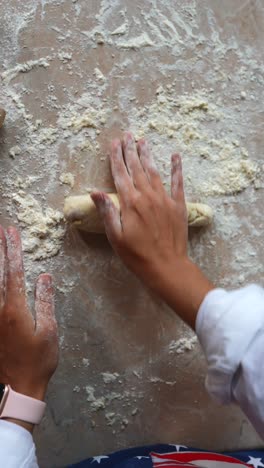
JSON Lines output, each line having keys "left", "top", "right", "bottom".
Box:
{"left": 92, "top": 132, "right": 214, "bottom": 328}
{"left": 0, "top": 226, "right": 59, "bottom": 431}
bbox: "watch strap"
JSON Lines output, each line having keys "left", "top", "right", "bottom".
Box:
{"left": 0, "top": 386, "right": 46, "bottom": 425}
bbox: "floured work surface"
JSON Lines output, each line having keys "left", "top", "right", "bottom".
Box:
{"left": 0, "top": 0, "right": 264, "bottom": 466}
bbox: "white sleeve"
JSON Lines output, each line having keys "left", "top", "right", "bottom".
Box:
{"left": 0, "top": 420, "right": 38, "bottom": 468}
{"left": 196, "top": 284, "right": 264, "bottom": 439}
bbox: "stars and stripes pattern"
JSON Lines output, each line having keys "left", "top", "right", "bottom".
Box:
{"left": 151, "top": 450, "right": 252, "bottom": 466}
{"left": 69, "top": 444, "right": 264, "bottom": 468}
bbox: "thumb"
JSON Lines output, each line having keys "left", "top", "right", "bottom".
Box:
{"left": 91, "top": 192, "right": 122, "bottom": 243}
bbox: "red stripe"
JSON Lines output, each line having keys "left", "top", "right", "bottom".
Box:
{"left": 153, "top": 464, "right": 197, "bottom": 467}
{"left": 151, "top": 451, "right": 249, "bottom": 466}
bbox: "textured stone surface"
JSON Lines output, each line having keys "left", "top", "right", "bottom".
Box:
{"left": 0, "top": 1, "right": 263, "bottom": 466}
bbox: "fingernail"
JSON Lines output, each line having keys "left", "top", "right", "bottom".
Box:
{"left": 172, "top": 154, "right": 181, "bottom": 167}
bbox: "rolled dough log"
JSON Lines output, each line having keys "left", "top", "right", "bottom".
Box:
{"left": 0, "top": 108, "right": 6, "bottom": 128}
{"left": 64, "top": 194, "right": 213, "bottom": 233}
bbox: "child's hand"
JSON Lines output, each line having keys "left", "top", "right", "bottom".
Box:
{"left": 92, "top": 132, "right": 214, "bottom": 328}
{"left": 92, "top": 132, "right": 188, "bottom": 286}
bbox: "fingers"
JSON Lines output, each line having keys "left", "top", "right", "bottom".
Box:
{"left": 0, "top": 226, "right": 7, "bottom": 310}
{"left": 5, "top": 226, "right": 27, "bottom": 310}
{"left": 171, "top": 154, "right": 186, "bottom": 205}
{"left": 137, "top": 138, "right": 163, "bottom": 191}
{"left": 91, "top": 192, "right": 122, "bottom": 243}
{"left": 35, "top": 274, "right": 57, "bottom": 336}
{"left": 110, "top": 139, "right": 134, "bottom": 201}
{"left": 122, "top": 132, "right": 148, "bottom": 189}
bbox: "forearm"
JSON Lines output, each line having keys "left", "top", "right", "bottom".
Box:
{"left": 148, "top": 258, "right": 214, "bottom": 329}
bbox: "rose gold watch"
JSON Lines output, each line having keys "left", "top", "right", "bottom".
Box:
{"left": 0, "top": 384, "right": 46, "bottom": 425}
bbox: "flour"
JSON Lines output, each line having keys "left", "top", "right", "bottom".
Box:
{"left": 59, "top": 105, "right": 106, "bottom": 133}
{"left": 94, "top": 68, "right": 106, "bottom": 82}
{"left": 127, "top": 88, "right": 260, "bottom": 197}
{"left": 58, "top": 52, "right": 72, "bottom": 63}
{"left": 90, "top": 397, "right": 106, "bottom": 412}
{"left": 73, "top": 385, "right": 81, "bottom": 393}
{"left": 110, "top": 22, "right": 128, "bottom": 36}
{"left": 12, "top": 192, "right": 65, "bottom": 261}
{"left": 105, "top": 392, "right": 123, "bottom": 402}
{"left": 32, "top": 127, "right": 59, "bottom": 145}
{"left": 150, "top": 377, "right": 177, "bottom": 385}
{"left": 82, "top": 358, "right": 90, "bottom": 367}
{"left": 169, "top": 336, "right": 198, "bottom": 354}
{"left": 13, "top": 176, "right": 36, "bottom": 190}
{"left": 1, "top": 0, "right": 263, "bottom": 457}
{"left": 117, "top": 32, "right": 154, "bottom": 49}
{"left": 105, "top": 412, "right": 117, "bottom": 426}
{"left": 85, "top": 385, "right": 106, "bottom": 412}
{"left": 102, "top": 372, "right": 119, "bottom": 384}
{"left": 59, "top": 172, "right": 75, "bottom": 188}
{"left": 1, "top": 57, "right": 51, "bottom": 84}
{"left": 9, "top": 145, "right": 21, "bottom": 158}
{"left": 3, "top": 81, "right": 258, "bottom": 265}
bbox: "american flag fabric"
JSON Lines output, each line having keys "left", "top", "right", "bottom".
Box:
{"left": 69, "top": 444, "right": 264, "bottom": 468}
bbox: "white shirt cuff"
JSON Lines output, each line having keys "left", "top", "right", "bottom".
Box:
{"left": 196, "top": 284, "right": 264, "bottom": 404}
{"left": 0, "top": 420, "right": 38, "bottom": 468}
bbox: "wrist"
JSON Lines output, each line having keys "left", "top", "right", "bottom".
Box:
{"left": 1, "top": 385, "right": 47, "bottom": 434}
{"left": 11, "top": 384, "right": 47, "bottom": 402}
{"left": 4, "top": 418, "right": 35, "bottom": 434}
{"left": 148, "top": 257, "right": 214, "bottom": 329}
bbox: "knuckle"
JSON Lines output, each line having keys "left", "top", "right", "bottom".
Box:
{"left": 129, "top": 192, "right": 141, "bottom": 209}
{"left": 148, "top": 165, "right": 159, "bottom": 177}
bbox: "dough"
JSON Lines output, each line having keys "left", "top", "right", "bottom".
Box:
{"left": 64, "top": 194, "right": 213, "bottom": 233}
{"left": 0, "top": 108, "right": 6, "bottom": 128}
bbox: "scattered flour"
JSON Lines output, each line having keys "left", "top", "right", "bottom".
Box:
{"left": 1, "top": 57, "right": 51, "bottom": 84}
{"left": 12, "top": 192, "right": 65, "bottom": 261}
{"left": 149, "top": 377, "right": 177, "bottom": 385}
{"left": 85, "top": 385, "right": 106, "bottom": 412}
{"left": 102, "top": 372, "right": 119, "bottom": 384}
{"left": 117, "top": 33, "right": 154, "bottom": 49}
{"left": 0, "top": 0, "right": 263, "bottom": 453}
{"left": 169, "top": 336, "right": 198, "bottom": 355}
{"left": 59, "top": 172, "right": 75, "bottom": 188}
{"left": 73, "top": 385, "right": 81, "bottom": 393}
{"left": 127, "top": 87, "right": 260, "bottom": 196}
{"left": 110, "top": 22, "right": 128, "bottom": 36}
{"left": 105, "top": 412, "right": 117, "bottom": 426}
{"left": 58, "top": 51, "right": 72, "bottom": 63}
{"left": 9, "top": 145, "right": 21, "bottom": 158}
{"left": 58, "top": 98, "right": 108, "bottom": 134}
{"left": 94, "top": 67, "right": 106, "bottom": 82}
{"left": 82, "top": 358, "right": 90, "bottom": 367}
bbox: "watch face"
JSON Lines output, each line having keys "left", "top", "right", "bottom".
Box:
{"left": 0, "top": 384, "right": 6, "bottom": 402}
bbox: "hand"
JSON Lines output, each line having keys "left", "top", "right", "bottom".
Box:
{"left": 0, "top": 226, "right": 59, "bottom": 430}
{"left": 92, "top": 132, "right": 214, "bottom": 328}
{"left": 93, "top": 132, "right": 188, "bottom": 282}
